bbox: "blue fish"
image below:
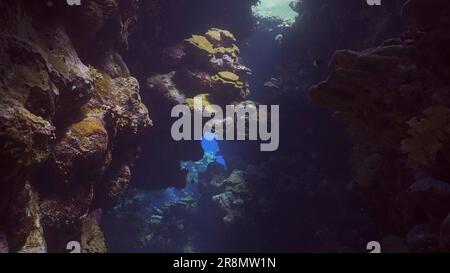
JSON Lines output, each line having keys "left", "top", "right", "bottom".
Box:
{"left": 201, "top": 132, "right": 227, "bottom": 169}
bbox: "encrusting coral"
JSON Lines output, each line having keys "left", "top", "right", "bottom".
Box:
{"left": 148, "top": 28, "right": 251, "bottom": 107}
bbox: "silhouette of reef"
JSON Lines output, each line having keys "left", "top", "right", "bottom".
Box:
{"left": 310, "top": 0, "right": 450, "bottom": 252}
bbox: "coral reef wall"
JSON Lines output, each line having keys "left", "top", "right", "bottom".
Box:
{"left": 0, "top": 0, "right": 150, "bottom": 252}
{"left": 0, "top": 0, "right": 257, "bottom": 253}
{"left": 309, "top": 0, "right": 450, "bottom": 252}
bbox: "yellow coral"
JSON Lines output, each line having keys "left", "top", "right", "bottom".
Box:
{"left": 205, "top": 29, "right": 222, "bottom": 44}
{"left": 70, "top": 119, "right": 107, "bottom": 152}
{"left": 218, "top": 71, "right": 240, "bottom": 82}
{"left": 212, "top": 71, "right": 244, "bottom": 88}
{"left": 82, "top": 67, "right": 114, "bottom": 117}
{"left": 214, "top": 44, "right": 240, "bottom": 59}
{"left": 186, "top": 93, "right": 214, "bottom": 113}
{"left": 400, "top": 105, "right": 450, "bottom": 168}
{"left": 185, "top": 35, "right": 215, "bottom": 54}
{"left": 88, "top": 67, "right": 113, "bottom": 98}
{"left": 71, "top": 119, "right": 107, "bottom": 137}
{"left": 206, "top": 28, "right": 236, "bottom": 43}
{"left": 185, "top": 29, "right": 239, "bottom": 59}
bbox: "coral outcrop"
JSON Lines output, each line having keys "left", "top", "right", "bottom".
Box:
{"left": 148, "top": 28, "right": 251, "bottom": 106}
{"left": 0, "top": 0, "right": 150, "bottom": 252}
{"left": 201, "top": 169, "right": 249, "bottom": 225}
{"left": 125, "top": 0, "right": 257, "bottom": 76}
{"left": 140, "top": 28, "right": 253, "bottom": 190}
{"left": 309, "top": 0, "right": 450, "bottom": 252}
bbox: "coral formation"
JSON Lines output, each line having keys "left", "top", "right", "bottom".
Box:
{"left": 208, "top": 170, "right": 249, "bottom": 225}
{"left": 148, "top": 28, "right": 251, "bottom": 106}
{"left": 81, "top": 212, "right": 107, "bottom": 253}
{"left": 0, "top": 0, "right": 150, "bottom": 252}
{"left": 309, "top": 0, "right": 450, "bottom": 252}
{"left": 142, "top": 28, "right": 253, "bottom": 189}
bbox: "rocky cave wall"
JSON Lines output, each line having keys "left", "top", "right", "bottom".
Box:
{"left": 310, "top": 0, "right": 450, "bottom": 252}
{"left": 0, "top": 0, "right": 153, "bottom": 252}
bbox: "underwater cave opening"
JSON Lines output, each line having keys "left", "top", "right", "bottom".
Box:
{"left": 252, "top": 0, "right": 299, "bottom": 25}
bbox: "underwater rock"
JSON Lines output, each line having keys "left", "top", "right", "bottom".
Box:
{"left": 0, "top": 103, "right": 55, "bottom": 167}
{"left": 6, "top": 182, "right": 47, "bottom": 253}
{"left": 52, "top": 119, "right": 109, "bottom": 188}
{"left": 59, "top": 0, "right": 139, "bottom": 60}
{"left": 97, "top": 51, "right": 131, "bottom": 78}
{"left": 94, "top": 164, "right": 132, "bottom": 210}
{"left": 147, "top": 72, "right": 186, "bottom": 105}
{"left": 208, "top": 170, "right": 249, "bottom": 225}
{"left": 39, "top": 184, "right": 93, "bottom": 249}
{"left": 309, "top": 0, "right": 450, "bottom": 252}
{"left": 0, "top": 0, "right": 150, "bottom": 252}
{"left": 81, "top": 212, "right": 107, "bottom": 253}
